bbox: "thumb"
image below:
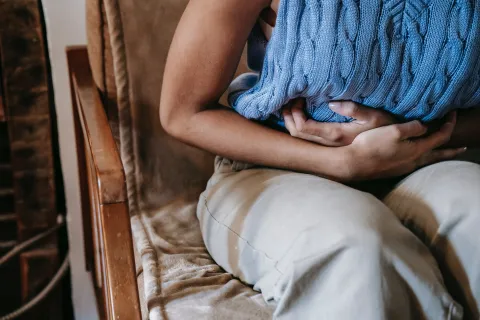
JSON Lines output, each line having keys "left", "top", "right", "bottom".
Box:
{"left": 329, "top": 101, "right": 376, "bottom": 123}
{"left": 390, "top": 121, "right": 428, "bottom": 140}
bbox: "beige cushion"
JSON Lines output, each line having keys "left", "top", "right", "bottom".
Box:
{"left": 85, "top": 0, "right": 271, "bottom": 319}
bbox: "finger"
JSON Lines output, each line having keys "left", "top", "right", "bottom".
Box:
{"left": 283, "top": 107, "right": 343, "bottom": 145}
{"left": 329, "top": 101, "right": 391, "bottom": 125}
{"left": 282, "top": 106, "right": 296, "bottom": 134}
{"left": 389, "top": 120, "right": 428, "bottom": 140}
{"left": 296, "top": 120, "right": 347, "bottom": 142}
{"left": 417, "top": 147, "right": 467, "bottom": 167}
{"left": 417, "top": 111, "right": 457, "bottom": 150}
{"left": 290, "top": 100, "right": 308, "bottom": 132}
{"left": 289, "top": 100, "right": 346, "bottom": 141}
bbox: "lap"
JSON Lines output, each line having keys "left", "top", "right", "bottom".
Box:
{"left": 197, "top": 157, "right": 480, "bottom": 317}
{"left": 197, "top": 157, "right": 406, "bottom": 284}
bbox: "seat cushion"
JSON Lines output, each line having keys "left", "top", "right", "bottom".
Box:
{"left": 132, "top": 198, "right": 273, "bottom": 320}
{"left": 85, "top": 0, "right": 266, "bottom": 319}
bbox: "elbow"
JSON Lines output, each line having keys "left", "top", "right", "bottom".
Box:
{"left": 159, "top": 101, "right": 181, "bottom": 138}
{"left": 159, "top": 96, "right": 195, "bottom": 140}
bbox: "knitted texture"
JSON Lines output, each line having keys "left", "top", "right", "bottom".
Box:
{"left": 231, "top": 0, "right": 480, "bottom": 123}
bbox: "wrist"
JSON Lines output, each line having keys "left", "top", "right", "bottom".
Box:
{"left": 312, "top": 146, "right": 357, "bottom": 182}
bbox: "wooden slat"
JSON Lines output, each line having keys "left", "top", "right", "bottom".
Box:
{"left": 67, "top": 47, "right": 94, "bottom": 273}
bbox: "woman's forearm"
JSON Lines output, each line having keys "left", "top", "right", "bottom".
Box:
{"left": 162, "top": 104, "right": 352, "bottom": 181}
{"left": 159, "top": 0, "right": 351, "bottom": 179}
{"left": 447, "top": 108, "right": 480, "bottom": 148}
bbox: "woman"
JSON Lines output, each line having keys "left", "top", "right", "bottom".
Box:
{"left": 160, "top": 1, "right": 480, "bottom": 319}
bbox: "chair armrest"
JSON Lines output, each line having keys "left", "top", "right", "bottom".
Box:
{"left": 67, "top": 46, "right": 141, "bottom": 320}
{"left": 68, "top": 47, "right": 126, "bottom": 205}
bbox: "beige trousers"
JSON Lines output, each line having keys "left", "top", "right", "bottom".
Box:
{"left": 197, "top": 157, "right": 480, "bottom": 319}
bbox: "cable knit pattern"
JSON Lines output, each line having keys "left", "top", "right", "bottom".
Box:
{"left": 231, "top": 0, "right": 480, "bottom": 123}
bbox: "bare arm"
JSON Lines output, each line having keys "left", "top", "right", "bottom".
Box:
{"left": 160, "top": 0, "right": 463, "bottom": 182}
{"left": 160, "top": 0, "right": 351, "bottom": 181}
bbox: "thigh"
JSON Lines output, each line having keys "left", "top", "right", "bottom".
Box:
{"left": 384, "top": 160, "right": 480, "bottom": 317}
{"left": 197, "top": 157, "right": 409, "bottom": 285}
{"left": 384, "top": 161, "right": 480, "bottom": 244}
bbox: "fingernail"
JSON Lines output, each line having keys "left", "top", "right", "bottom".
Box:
{"left": 329, "top": 102, "right": 340, "bottom": 110}
{"left": 462, "top": 147, "right": 468, "bottom": 152}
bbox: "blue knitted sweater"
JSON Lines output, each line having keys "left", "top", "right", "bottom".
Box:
{"left": 229, "top": 0, "right": 480, "bottom": 123}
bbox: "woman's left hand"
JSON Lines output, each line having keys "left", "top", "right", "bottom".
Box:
{"left": 283, "top": 98, "right": 396, "bottom": 147}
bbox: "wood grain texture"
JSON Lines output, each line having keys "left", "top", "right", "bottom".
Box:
{"left": 68, "top": 47, "right": 126, "bottom": 204}
{"left": 68, "top": 48, "right": 94, "bottom": 273}
{"left": 0, "top": 1, "right": 62, "bottom": 317}
{"left": 0, "top": 0, "right": 57, "bottom": 235}
{"left": 101, "top": 203, "right": 141, "bottom": 320}
{"left": 67, "top": 46, "right": 141, "bottom": 320}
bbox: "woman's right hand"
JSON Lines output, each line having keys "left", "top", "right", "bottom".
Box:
{"left": 283, "top": 99, "right": 396, "bottom": 147}
{"left": 344, "top": 112, "right": 467, "bottom": 180}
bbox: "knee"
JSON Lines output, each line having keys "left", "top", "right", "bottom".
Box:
{"left": 397, "top": 161, "right": 480, "bottom": 198}
{"left": 385, "top": 161, "right": 480, "bottom": 240}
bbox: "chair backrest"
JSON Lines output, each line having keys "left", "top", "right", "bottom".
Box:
{"left": 86, "top": 0, "right": 248, "bottom": 212}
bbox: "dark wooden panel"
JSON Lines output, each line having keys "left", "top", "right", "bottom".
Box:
{"left": 10, "top": 140, "right": 53, "bottom": 172}
{"left": 2, "top": 63, "right": 48, "bottom": 100}
{"left": 0, "top": 76, "right": 4, "bottom": 122}
{"left": 0, "top": 29, "right": 44, "bottom": 66}
{"left": 0, "top": 1, "right": 63, "bottom": 318}
{"left": 3, "top": 88, "right": 49, "bottom": 118}
{"left": 0, "top": 67, "right": 4, "bottom": 121}
{"left": 0, "top": 252, "right": 21, "bottom": 316}
{"left": 20, "top": 249, "right": 62, "bottom": 320}
{"left": 0, "top": 0, "right": 49, "bottom": 119}
{"left": 0, "top": 122, "right": 9, "bottom": 162}
{"left": 0, "top": 212, "right": 16, "bottom": 240}
{"left": 0, "top": 187, "right": 14, "bottom": 213}
{"left": 0, "top": 0, "right": 42, "bottom": 29}
{"left": 14, "top": 170, "right": 56, "bottom": 236}
{"left": 8, "top": 115, "right": 51, "bottom": 144}
{"left": 0, "top": 163, "right": 12, "bottom": 188}
{"left": 0, "top": 0, "right": 57, "bottom": 231}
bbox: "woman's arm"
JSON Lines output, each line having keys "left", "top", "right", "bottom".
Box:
{"left": 160, "top": 0, "right": 463, "bottom": 182}
{"left": 160, "top": 0, "right": 351, "bottom": 181}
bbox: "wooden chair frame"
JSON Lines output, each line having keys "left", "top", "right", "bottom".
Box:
{"left": 67, "top": 46, "right": 141, "bottom": 320}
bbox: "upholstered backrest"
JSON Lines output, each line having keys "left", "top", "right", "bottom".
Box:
{"left": 86, "top": 0, "right": 248, "bottom": 212}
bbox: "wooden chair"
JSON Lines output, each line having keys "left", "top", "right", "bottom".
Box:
{"left": 68, "top": 47, "right": 140, "bottom": 319}
{"left": 67, "top": 0, "right": 266, "bottom": 319}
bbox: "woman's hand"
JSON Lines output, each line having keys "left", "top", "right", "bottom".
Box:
{"left": 283, "top": 99, "right": 395, "bottom": 146}
{"left": 344, "top": 112, "right": 467, "bottom": 180}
